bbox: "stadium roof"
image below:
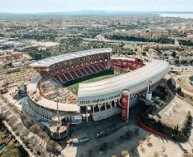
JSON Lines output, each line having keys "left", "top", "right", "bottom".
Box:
{"left": 30, "top": 48, "right": 112, "bottom": 68}
{"left": 78, "top": 59, "right": 169, "bottom": 105}
{"left": 27, "top": 75, "right": 80, "bottom": 113}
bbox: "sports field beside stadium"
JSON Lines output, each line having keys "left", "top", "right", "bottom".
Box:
{"left": 66, "top": 70, "right": 120, "bottom": 94}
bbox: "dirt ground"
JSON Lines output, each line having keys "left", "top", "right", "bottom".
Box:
{"left": 157, "top": 96, "right": 192, "bottom": 130}
{"left": 61, "top": 124, "right": 150, "bottom": 157}
{"left": 4, "top": 81, "right": 193, "bottom": 157}
{"left": 177, "top": 75, "right": 193, "bottom": 93}
{"left": 61, "top": 96, "right": 193, "bottom": 157}
{"left": 34, "top": 41, "right": 59, "bottom": 47}
{"left": 137, "top": 134, "right": 183, "bottom": 157}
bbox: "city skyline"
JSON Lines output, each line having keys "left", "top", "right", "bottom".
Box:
{"left": 1, "top": 0, "right": 193, "bottom": 13}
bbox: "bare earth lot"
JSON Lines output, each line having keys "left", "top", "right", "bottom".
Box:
{"left": 157, "top": 96, "right": 192, "bottom": 130}
{"left": 61, "top": 96, "right": 193, "bottom": 157}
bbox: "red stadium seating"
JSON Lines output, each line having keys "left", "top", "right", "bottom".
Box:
{"left": 80, "top": 68, "right": 88, "bottom": 75}
{"left": 53, "top": 75, "right": 62, "bottom": 84}
{"left": 65, "top": 72, "right": 73, "bottom": 81}
{"left": 94, "top": 64, "right": 101, "bottom": 71}
{"left": 75, "top": 69, "right": 83, "bottom": 78}
{"left": 112, "top": 58, "right": 144, "bottom": 73}
{"left": 59, "top": 73, "right": 66, "bottom": 81}
{"left": 98, "top": 63, "right": 105, "bottom": 70}
{"left": 51, "top": 62, "right": 110, "bottom": 84}
{"left": 89, "top": 65, "right": 97, "bottom": 73}
{"left": 40, "top": 52, "right": 112, "bottom": 85}
{"left": 40, "top": 55, "right": 144, "bottom": 85}
{"left": 85, "top": 67, "right": 93, "bottom": 74}
{"left": 70, "top": 71, "right": 78, "bottom": 79}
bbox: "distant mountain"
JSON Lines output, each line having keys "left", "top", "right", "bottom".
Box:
{"left": 0, "top": 10, "right": 193, "bottom": 18}
{"left": 0, "top": 10, "right": 148, "bottom": 16}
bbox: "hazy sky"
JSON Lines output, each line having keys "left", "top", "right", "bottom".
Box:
{"left": 0, "top": 0, "right": 193, "bottom": 13}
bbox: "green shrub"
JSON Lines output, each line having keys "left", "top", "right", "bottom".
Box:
{"left": 140, "top": 108, "right": 192, "bottom": 142}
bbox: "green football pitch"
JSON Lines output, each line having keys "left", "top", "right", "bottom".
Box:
{"left": 66, "top": 70, "right": 120, "bottom": 95}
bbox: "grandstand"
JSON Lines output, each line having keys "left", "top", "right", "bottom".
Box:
{"left": 78, "top": 59, "right": 169, "bottom": 104}
{"left": 28, "top": 48, "right": 170, "bottom": 123}
{"left": 66, "top": 70, "right": 120, "bottom": 94}
{"left": 30, "top": 48, "right": 112, "bottom": 85}
{"left": 78, "top": 59, "right": 169, "bottom": 121}
{"left": 112, "top": 58, "right": 144, "bottom": 73}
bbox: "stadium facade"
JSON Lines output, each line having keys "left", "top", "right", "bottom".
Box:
{"left": 28, "top": 48, "right": 169, "bottom": 123}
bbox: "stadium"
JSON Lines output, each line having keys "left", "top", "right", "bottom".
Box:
{"left": 27, "top": 48, "right": 169, "bottom": 124}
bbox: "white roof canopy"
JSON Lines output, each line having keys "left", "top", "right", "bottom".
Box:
{"left": 30, "top": 48, "right": 112, "bottom": 68}
{"left": 78, "top": 59, "right": 169, "bottom": 105}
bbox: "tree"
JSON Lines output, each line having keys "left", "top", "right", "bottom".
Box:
{"left": 175, "top": 59, "right": 180, "bottom": 65}
{"left": 189, "top": 60, "right": 193, "bottom": 65}
{"left": 21, "top": 113, "right": 33, "bottom": 128}
{"left": 181, "top": 60, "right": 188, "bottom": 65}
{"left": 134, "top": 128, "right": 139, "bottom": 136}
{"left": 172, "top": 51, "right": 176, "bottom": 58}
{"left": 38, "top": 132, "right": 50, "bottom": 142}
{"left": 142, "top": 52, "right": 147, "bottom": 56}
{"left": 30, "top": 124, "right": 42, "bottom": 134}
{"left": 0, "top": 112, "right": 5, "bottom": 121}
{"left": 46, "top": 140, "right": 58, "bottom": 153}
{"left": 176, "top": 87, "right": 183, "bottom": 96}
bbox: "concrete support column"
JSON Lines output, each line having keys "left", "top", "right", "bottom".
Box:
{"left": 110, "top": 101, "right": 113, "bottom": 108}
{"left": 98, "top": 104, "right": 101, "bottom": 111}
{"left": 146, "top": 80, "right": 152, "bottom": 101}
{"left": 105, "top": 103, "right": 107, "bottom": 110}
{"left": 114, "top": 100, "right": 117, "bottom": 107}
{"left": 86, "top": 106, "right": 88, "bottom": 122}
